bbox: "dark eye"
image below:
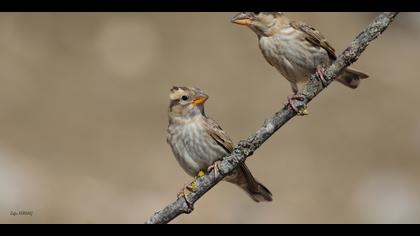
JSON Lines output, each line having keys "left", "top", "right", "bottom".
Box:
{"left": 181, "top": 95, "right": 189, "bottom": 101}
{"left": 253, "top": 12, "right": 260, "bottom": 15}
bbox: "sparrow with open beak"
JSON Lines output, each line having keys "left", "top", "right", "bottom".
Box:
{"left": 231, "top": 12, "right": 369, "bottom": 114}
{"left": 167, "top": 86, "right": 272, "bottom": 202}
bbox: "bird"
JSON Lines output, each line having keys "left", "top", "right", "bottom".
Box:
{"left": 167, "top": 86, "right": 272, "bottom": 202}
{"left": 231, "top": 12, "right": 369, "bottom": 114}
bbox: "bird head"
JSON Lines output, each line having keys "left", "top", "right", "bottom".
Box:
{"left": 168, "top": 86, "right": 209, "bottom": 120}
{"left": 231, "top": 12, "right": 285, "bottom": 37}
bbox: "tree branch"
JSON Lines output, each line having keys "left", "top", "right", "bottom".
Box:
{"left": 146, "top": 12, "right": 399, "bottom": 224}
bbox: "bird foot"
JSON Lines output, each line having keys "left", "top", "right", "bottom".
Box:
{"left": 286, "top": 94, "right": 309, "bottom": 116}
{"left": 176, "top": 183, "right": 193, "bottom": 198}
{"left": 176, "top": 170, "right": 205, "bottom": 200}
{"left": 176, "top": 178, "right": 199, "bottom": 205}
{"left": 176, "top": 184, "right": 195, "bottom": 210}
{"left": 316, "top": 66, "right": 328, "bottom": 87}
{"left": 207, "top": 160, "right": 222, "bottom": 179}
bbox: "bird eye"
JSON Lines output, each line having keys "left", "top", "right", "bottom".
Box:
{"left": 181, "top": 95, "right": 189, "bottom": 101}
{"left": 253, "top": 12, "right": 260, "bottom": 15}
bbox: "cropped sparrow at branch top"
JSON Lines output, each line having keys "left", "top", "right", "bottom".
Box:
{"left": 231, "top": 12, "right": 369, "bottom": 114}
{"left": 146, "top": 12, "right": 399, "bottom": 224}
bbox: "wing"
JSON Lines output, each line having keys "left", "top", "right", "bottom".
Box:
{"left": 203, "top": 117, "right": 234, "bottom": 153}
{"left": 290, "top": 21, "right": 337, "bottom": 60}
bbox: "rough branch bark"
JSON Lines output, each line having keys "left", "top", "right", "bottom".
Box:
{"left": 146, "top": 12, "right": 399, "bottom": 224}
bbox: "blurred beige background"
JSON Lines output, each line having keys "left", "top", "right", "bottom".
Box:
{"left": 0, "top": 12, "right": 419, "bottom": 224}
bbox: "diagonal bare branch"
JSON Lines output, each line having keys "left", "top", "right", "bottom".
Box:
{"left": 146, "top": 12, "right": 399, "bottom": 224}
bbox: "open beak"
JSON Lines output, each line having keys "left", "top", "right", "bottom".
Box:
{"left": 192, "top": 95, "right": 208, "bottom": 106}
{"left": 231, "top": 12, "right": 253, "bottom": 26}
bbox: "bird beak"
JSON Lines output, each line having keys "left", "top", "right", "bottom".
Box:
{"left": 192, "top": 95, "right": 208, "bottom": 106}
{"left": 231, "top": 13, "right": 252, "bottom": 26}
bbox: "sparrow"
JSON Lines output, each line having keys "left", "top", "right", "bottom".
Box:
{"left": 231, "top": 12, "right": 369, "bottom": 114}
{"left": 167, "top": 86, "right": 272, "bottom": 202}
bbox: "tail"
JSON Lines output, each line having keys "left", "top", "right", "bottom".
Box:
{"left": 336, "top": 67, "right": 369, "bottom": 89}
{"left": 224, "top": 163, "right": 272, "bottom": 202}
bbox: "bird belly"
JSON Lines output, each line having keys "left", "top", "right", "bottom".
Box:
{"left": 259, "top": 34, "right": 329, "bottom": 84}
{"left": 275, "top": 54, "right": 308, "bottom": 84}
{"left": 168, "top": 122, "right": 225, "bottom": 177}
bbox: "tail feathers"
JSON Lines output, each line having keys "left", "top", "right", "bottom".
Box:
{"left": 336, "top": 67, "right": 369, "bottom": 89}
{"left": 245, "top": 181, "right": 273, "bottom": 202}
{"left": 224, "top": 163, "right": 272, "bottom": 202}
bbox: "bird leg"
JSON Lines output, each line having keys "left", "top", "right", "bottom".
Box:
{"left": 207, "top": 160, "right": 222, "bottom": 179}
{"left": 315, "top": 65, "right": 328, "bottom": 87}
{"left": 287, "top": 94, "right": 308, "bottom": 116}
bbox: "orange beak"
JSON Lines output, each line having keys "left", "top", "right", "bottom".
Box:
{"left": 232, "top": 19, "right": 252, "bottom": 26}
{"left": 231, "top": 13, "right": 253, "bottom": 26}
{"left": 192, "top": 96, "right": 208, "bottom": 106}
